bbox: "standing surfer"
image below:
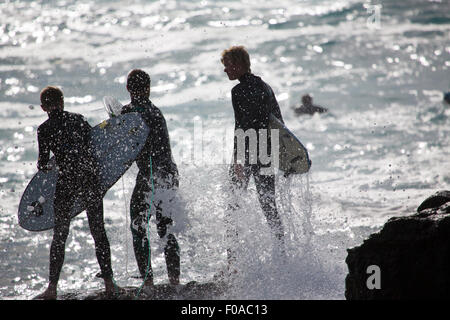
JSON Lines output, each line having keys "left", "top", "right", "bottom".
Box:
{"left": 220, "top": 46, "right": 287, "bottom": 273}
{"left": 121, "top": 69, "right": 181, "bottom": 289}
{"left": 34, "top": 86, "right": 121, "bottom": 299}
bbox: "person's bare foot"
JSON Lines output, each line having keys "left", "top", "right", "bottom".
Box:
{"left": 104, "top": 278, "right": 125, "bottom": 298}
{"left": 143, "top": 277, "right": 154, "bottom": 287}
{"left": 33, "top": 284, "right": 57, "bottom": 300}
{"left": 141, "top": 277, "right": 155, "bottom": 297}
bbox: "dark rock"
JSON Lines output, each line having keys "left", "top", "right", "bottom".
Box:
{"left": 345, "top": 194, "right": 450, "bottom": 300}
{"left": 417, "top": 190, "right": 450, "bottom": 214}
{"left": 59, "top": 281, "right": 227, "bottom": 300}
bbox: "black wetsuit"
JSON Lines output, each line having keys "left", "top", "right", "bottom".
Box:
{"left": 294, "top": 103, "right": 328, "bottom": 116}
{"left": 121, "top": 98, "right": 180, "bottom": 283}
{"left": 37, "top": 109, "right": 113, "bottom": 283}
{"left": 227, "top": 73, "right": 286, "bottom": 260}
{"left": 231, "top": 73, "right": 284, "bottom": 166}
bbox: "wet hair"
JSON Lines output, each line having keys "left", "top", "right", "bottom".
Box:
{"left": 221, "top": 45, "right": 251, "bottom": 72}
{"left": 40, "top": 86, "right": 64, "bottom": 110}
{"left": 127, "top": 69, "right": 151, "bottom": 94}
{"left": 302, "top": 94, "right": 313, "bottom": 105}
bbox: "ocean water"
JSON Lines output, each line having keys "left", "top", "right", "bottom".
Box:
{"left": 0, "top": 0, "right": 449, "bottom": 300}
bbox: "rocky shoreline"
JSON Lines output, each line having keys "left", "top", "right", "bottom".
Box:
{"left": 58, "top": 281, "right": 227, "bottom": 300}
{"left": 345, "top": 191, "right": 450, "bottom": 299}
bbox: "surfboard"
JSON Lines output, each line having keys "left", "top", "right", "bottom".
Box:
{"left": 18, "top": 113, "right": 150, "bottom": 232}
{"left": 103, "top": 96, "right": 123, "bottom": 118}
{"left": 269, "top": 114, "right": 311, "bottom": 175}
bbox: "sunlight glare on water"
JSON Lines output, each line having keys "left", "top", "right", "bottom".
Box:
{"left": 0, "top": 0, "right": 449, "bottom": 299}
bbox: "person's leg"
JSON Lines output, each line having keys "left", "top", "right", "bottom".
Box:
{"left": 164, "top": 234, "right": 180, "bottom": 285}
{"left": 34, "top": 182, "right": 71, "bottom": 300}
{"left": 252, "top": 167, "right": 286, "bottom": 254}
{"left": 85, "top": 187, "right": 119, "bottom": 295}
{"left": 154, "top": 198, "right": 180, "bottom": 285}
{"left": 130, "top": 172, "right": 153, "bottom": 285}
{"left": 225, "top": 165, "right": 250, "bottom": 267}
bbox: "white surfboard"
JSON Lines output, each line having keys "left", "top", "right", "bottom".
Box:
{"left": 103, "top": 96, "right": 123, "bottom": 118}
{"left": 18, "top": 113, "right": 149, "bottom": 231}
{"left": 269, "top": 114, "right": 311, "bottom": 175}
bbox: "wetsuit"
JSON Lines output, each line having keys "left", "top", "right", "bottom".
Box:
{"left": 294, "top": 103, "right": 328, "bottom": 115}
{"left": 227, "top": 72, "right": 286, "bottom": 260}
{"left": 37, "top": 109, "right": 113, "bottom": 283}
{"left": 121, "top": 98, "right": 180, "bottom": 283}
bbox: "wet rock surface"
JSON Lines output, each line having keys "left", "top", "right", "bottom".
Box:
{"left": 59, "top": 281, "right": 227, "bottom": 300}
{"left": 345, "top": 191, "right": 450, "bottom": 299}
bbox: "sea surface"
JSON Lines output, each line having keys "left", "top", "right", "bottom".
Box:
{"left": 0, "top": 0, "right": 449, "bottom": 300}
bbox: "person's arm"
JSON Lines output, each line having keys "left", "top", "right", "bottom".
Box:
{"left": 37, "top": 127, "right": 51, "bottom": 171}
{"left": 267, "top": 85, "right": 284, "bottom": 124}
{"left": 315, "top": 105, "right": 328, "bottom": 113}
{"left": 152, "top": 116, "right": 171, "bottom": 158}
{"left": 79, "top": 115, "right": 93, "bottom": 146}
{"left": 231, "top": 87, "right": 246, "bottom": 180}
{"left": 231, "top": 87, "right": 240, "bottom": 165}
{"left": 250, "top": 82, "right": 278, "bottom": 128}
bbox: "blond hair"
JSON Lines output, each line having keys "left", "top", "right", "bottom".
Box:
{"left": 221, "top": 45, "right": 251, "bottom": 72}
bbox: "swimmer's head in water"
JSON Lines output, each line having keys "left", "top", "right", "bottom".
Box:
{"left": 302, "top": 94, "right": 313, "bottom": 105}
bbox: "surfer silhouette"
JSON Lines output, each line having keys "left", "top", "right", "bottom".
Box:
{"left": 121, "top": 69, "right": 181, "bottom": 289}
{"left": 221, "top": 46, "right": 287, "bottom": 274}
{"left": 34, "top": 86, "right": 122, "bottom": 300}
{"left": 444, "top": 92, "right": 450, "bottom": 104}
{"left": 293, "top": 94, "right": 328, "bottom": 116}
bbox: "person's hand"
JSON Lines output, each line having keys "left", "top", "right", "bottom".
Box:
{"left": 33, "top": 284, "right": 57, "bottom": 300}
